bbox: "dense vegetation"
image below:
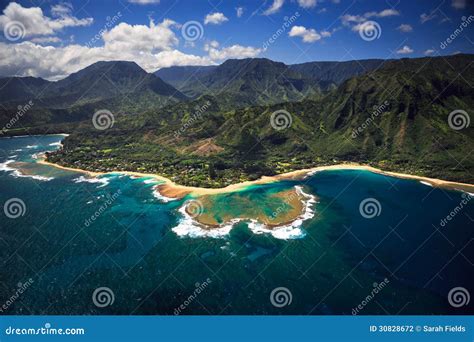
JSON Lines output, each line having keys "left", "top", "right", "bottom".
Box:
{"left": 2, "top": 55, "right": 473, "bottom": 187}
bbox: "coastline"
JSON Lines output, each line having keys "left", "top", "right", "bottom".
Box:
{"left": 37, "top": 158, "right": 474, "bottom": 198}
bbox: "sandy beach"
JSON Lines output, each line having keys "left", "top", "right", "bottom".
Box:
{"left": 38, "top": 158, "right": 474, "bottom": 198}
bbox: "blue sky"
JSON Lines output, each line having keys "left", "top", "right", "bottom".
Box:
{"left": 0, "top": 0, "right": 472, "bottom": 79}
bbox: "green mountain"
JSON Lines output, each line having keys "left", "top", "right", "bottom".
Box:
{"left": 0, "top": 61, "right": 187, "bottom": 129}
{"left": 43, "top": 54, "right": 474, "bottom": 187}
{"left": 157, "top": 58, "right": 321, "bottom": 106}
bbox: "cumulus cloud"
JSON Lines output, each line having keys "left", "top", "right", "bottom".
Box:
{"left": 205, "top": 42, "right": 262, "bottom": 60}
{"left": 424, "top": 49, "right": 435, "bottom": 55}
{"left": 0, "top": 2, "right": 93, "bottom": 37}
{"left": 204, "top": 12, "right": 228, "bottom": 25}
{"left": 396, "top": 45, "right": 413, "bottom": 54}
{"left": 30, "top": 36, "right": 61, "bottom": 44}
{"left": 397, "top": 24, "right": 413, "bottom": 32}
{"left": 263, "top": 0, "right": 285, "bottom": 15}
{"left": 0, "top": 16, "right": 262, "bottom": 80}
{"left": 236, "top": 7, "right": 244, "bottom": 17}
{"left": 341, "top": 8, "right": 399, "bottom": 29}
{"left": 289, "top": 26, "right": 322, "bottom": 42}
{"left": 297, "top": 0, "right": 317, "bottom": 8}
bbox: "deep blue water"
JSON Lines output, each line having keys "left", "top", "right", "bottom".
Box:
{"left": 0, "top": 135, "right": 472, "bottom": 315}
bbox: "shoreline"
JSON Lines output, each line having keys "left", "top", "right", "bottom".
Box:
{"left": 37, "top": 158, "right": 474, "bottom": 198}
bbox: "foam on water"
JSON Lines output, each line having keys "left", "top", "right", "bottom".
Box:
{"left": 73, "top": 175, "right": 109, "bottom": 188}
{"left": 152, "top": 186, "right": 178, "bottom": 202}
{"left": 26, "top": 145, "right": 38, "bottom": 149}
{"left": 420, "top": 181, "right": 433, "bottom": 187}
{"left": 172, "top": 204, "right": 235, "bottom": 238}
{"left": 172, "top": 185, "right": 318, "bottom": 240}
{"left": 49, "top": 142, "right": 62, "bottom": 146}
{"left": 0, "top": 160, "right": 53, "bottom": 181}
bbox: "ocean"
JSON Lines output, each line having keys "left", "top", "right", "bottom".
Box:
{"left": 0, "top": 135, "right": 472, "bottom": 315}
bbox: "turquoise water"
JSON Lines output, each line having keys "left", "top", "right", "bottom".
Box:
{"left": 0, "top": 135, "right": 472, "bottom": 315}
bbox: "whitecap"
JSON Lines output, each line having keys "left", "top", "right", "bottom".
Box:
{"left": 49, "top": 142, "right": 62, "bottom": 146}
{"left": 25, "top": 145, "right": 38, "bottom": 149}
{"left": 72, "top": 175, "right": 109, "bottom": 188}
{"left": 11, "top": 170, "right": 53, "bottom": 181}
{"left": 420, "top": 181, "right": 433, "bottom": 187}
{"left": 172, "top": 205, "right": 235, "bottom": 238}
{"left": 8, "top": 155, "right": 17, "bottom": 159}
{"left": 152, "top": 186, "right": 177, "bottom": 202}
{"left": 172, "top": 186, "right": 318, "bottom": 240}
{"left": 0, "top": 160, "right": 16, "bottom": 172}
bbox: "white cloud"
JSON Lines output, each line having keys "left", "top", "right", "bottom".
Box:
{"left": 396, "top": 45, "right": 413, "bottom": 54}
{"left": 0, "top": 17, "right": 262, "bottom": 80}
{"left": 263, "top": 0, "right": 285, "bottom": 15}
{"left": 236, "top": 7, "right": 244, "bottom": 17}
{"left": 204, "top": 12, "right": 228, "bottom": 25}
{"left": 377, "top": 9, "right": 399, "bottom": 17}
{"left": 397, "top": 24, "right": 413, "bottom": 32}
{"left": 0, "top": 2, "right": 93, "bottom": 37}
{"left": 30, "top": 36, "right": 61, "bottom": 44}
{"left": 128, "top": 0, "right": 160, "bottom": 4}
{"left": 289, "top": 25, "right": 322, "bottom": 42}
{"left": 424, "top": 49, "right": 435, "bottom": 55}
{"left": 341, "top": 8, "right": 399, "bottom": 27}
{"left": 297, "top": 0, "right": 317, "bottom": 9}
{"left": 452, "top": 0, "right": 466, "bottom": 9}
{"left": 205, "top": 44, "right": 262, "bottom": 60}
